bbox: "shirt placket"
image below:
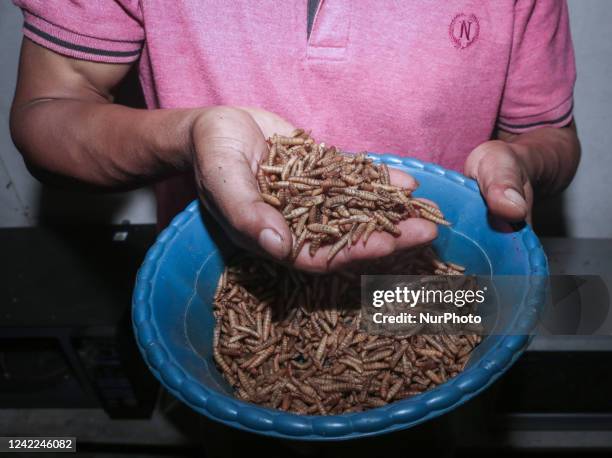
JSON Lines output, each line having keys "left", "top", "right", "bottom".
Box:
{"left": 306, "top": 0, "right": 352, "bottom": 61}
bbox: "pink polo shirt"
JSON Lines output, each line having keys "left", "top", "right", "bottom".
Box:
{"left": 15, "top": 0, "right": 576, "bottom": 226}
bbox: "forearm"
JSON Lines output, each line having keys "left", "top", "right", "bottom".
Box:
{"left": 498, "top": 122, "right": 581, "bottom": 196}
{"left": 10, "top": 99, "right": 200, "bottom": 190}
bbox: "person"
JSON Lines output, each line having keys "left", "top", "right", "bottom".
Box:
{"left": 9, "top": 0, "right": 580, "bottom": 273}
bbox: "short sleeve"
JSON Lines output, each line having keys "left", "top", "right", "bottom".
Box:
{"left": 497, "top": 0, "right": 576, "bottom": 133}
{"left": 13, "top": 0, "right": 144, "bottom": 64}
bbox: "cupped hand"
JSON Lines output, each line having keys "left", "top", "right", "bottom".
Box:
{"left": 191, "top": 107, "right": 437, "bottom": 272}
{"left": 464, "top": 140, "right": 533, "bottom": 224}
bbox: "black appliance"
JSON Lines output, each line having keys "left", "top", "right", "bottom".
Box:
{"left": 0, "top": 224, "right": 158, "bottom": 418}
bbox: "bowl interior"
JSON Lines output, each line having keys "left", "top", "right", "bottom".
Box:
{"left": 137, "top": 157, "right": 545, "bottom": 438}
{"left": 149, "top": 160, "right": 534, "bottom": 398}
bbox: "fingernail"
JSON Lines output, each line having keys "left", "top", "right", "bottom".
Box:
{"left": 258, "top": 228, "right": 285, "bottom": 258}
{"left": 504, "top": 188, "right": 527, "bottom": 210}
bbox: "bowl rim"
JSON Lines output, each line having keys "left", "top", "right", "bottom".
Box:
{"left": 132, "top": 154, "right": 549, "bottom": 441}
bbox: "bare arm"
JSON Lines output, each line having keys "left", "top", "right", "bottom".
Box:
{"left": 10, "top": 39, "right": 197, "bottom": 189}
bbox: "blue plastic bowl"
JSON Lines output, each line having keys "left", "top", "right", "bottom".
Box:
{"left": 132, "top": 154, "right": 548, "bottom": 440}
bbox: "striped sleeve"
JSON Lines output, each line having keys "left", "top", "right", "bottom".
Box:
{"left": 14, "top": 0, "right": 144, "bottom": 64}
{"left": 497, "top": 0, "right": 576, "bottom": 134}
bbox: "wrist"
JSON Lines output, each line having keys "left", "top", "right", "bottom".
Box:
{"left": 186, "top": 107, "right": 210, "bottom": 161}
{"left": 136, "top": 107, "right": 210, "bottom": 176}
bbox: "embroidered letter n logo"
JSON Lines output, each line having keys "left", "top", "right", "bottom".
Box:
{"left": 449, "top": 13, "right": 480, "bottom": 49}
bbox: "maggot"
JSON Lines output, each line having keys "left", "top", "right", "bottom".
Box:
{"left": 260, "top": 193, "right": 281, "bottom": 207}
{"left": 307, "top": 223, "right": 342, "bottom": 238}
{"left": 374, "top": 211, "right": 401, "bottom": 236}
{"left": 284, "top": 207, "right": 310, "bottom": 220}
{"left": 327, "top": 232, "right": 351, "bottom": 262}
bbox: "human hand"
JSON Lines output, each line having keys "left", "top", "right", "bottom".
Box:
{"left": 464, "top": 140, "right": 533, "bottom": 224}
{"left": 191, "top": 107, "right": 437, "bottom": 272}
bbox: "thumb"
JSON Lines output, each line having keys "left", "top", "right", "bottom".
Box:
{"left": 193, "top": 110, "right": 293, "bottom": 259}
{"left": 466, "top": 142, "right": 529, "bottom": 222}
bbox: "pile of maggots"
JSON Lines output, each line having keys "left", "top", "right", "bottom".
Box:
{"left": 212, "top": 249, "right": 481, "bottom": 415}
{"left": 257, "top": 130, "right": 450, "bottom": 262}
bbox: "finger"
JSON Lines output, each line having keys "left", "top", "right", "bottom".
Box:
{"left": 239, "top": 106, "right": 297, "bottom": 139}
{"left": 238, "top": 107, "right": 298, "bottom": 174}
{"left": 194, "top": 108, "right": 293, "bottom": 260}
{"left": 291, "top": 167, "right": 432, "bottom": 272}
{"left": 388, "top": 167, "right": 419, "bottom": 191}
{"left": 387, "top": 167, "right": 440, "bottom": 210}
{"left": 411, "top": 197, "right": 440, "bottom": 211}
{"left": 524, "top": 182, "right": 534, "bottom": 226}
{"left": 293, "top": 218, "right": 437, "bottom": 273}
{"left": 477, "top": 157, "right": 528, "bottom": 222}
{"left": 333, "top": 219, "right": 437, "bottom": 268}
{"left": 466, "top": 143, "right": 529, "bottom": 222}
